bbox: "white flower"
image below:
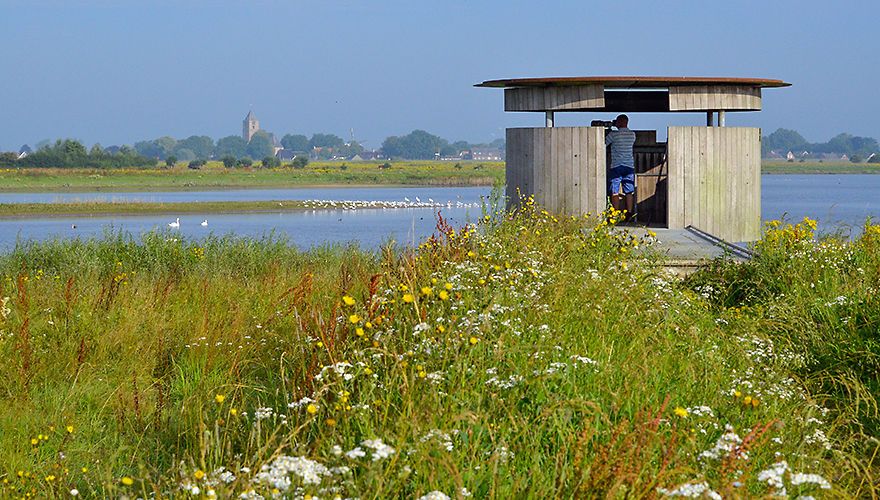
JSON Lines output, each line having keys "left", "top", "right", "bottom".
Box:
{"left": 790, "top": 473, "right": 831, "bottom": 489}
{"left": 362, "top": 438, "right": 396, "bottom": 461}
{"left": 657, "top": 481, "right": 721, "bottom": 499}
{"left": 69, "top": 489, "right": 79, "bottom": 497}
{"left": 345, "top": 447, "right": 366, "bottom": 459}
{"left": 417, "top": 491, "right": 451, "bottom": 500}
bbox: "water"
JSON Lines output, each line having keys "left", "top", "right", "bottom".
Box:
{"left": 0, "top": 176, "right": 878, "bottom": 251}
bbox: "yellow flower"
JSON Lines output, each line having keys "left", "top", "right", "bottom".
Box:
{"left": 673, "top": 407, "right": 688, "bottom": 418}
{"left": 349, "top": 314, "right": 360, "bottom": 324}
{"left": 31, "top": 438, "right": 38, "bottom": 445}
{"left": 355, "top": 327, "right": 365, "bottom": 337}
{"left": 733, "top": 390, "right": 742, "bottom": 398}
{"left": 306, "top": 404, "right": 318, "bottom": 414}
{"left": 444, "top": 282, "right": 453, "bottom": 291}
{"left": 194, "top": 470, "right": 205, "bottom": 481}
{"left": 421, "top": 286, "right": 433, "bottom": 296}
{"left": 120, "top": 476, "right": 134, "bottom": 486}
{"left": 342, "top": 295, "right": 356, "bottom": 306}
{"left": 325, "top": 418, "right": 337, "bottom": 426}
{"left": 431, "top": 278, "right": 438, "bottom": 284}
{"left": 437, "top": 325, "right": 446, "bottom": 333}
{"left": 403, "top": 294, "right": 414, "bottom": 303}
{"left": 229, "top": 408, "right": 238, "bottom": 416}
{"left": 364, "top": 367, "right": 373, "bottom": 375}
{"left": 467, "top": 251, "right": 476, "bottom": 258}
{"left": 214, "top": 394, "right": 225, "bottom": 404}
{"left": 66, "top": 425, "right": 74, "bottom": 434}
{"left": 742, "top": 395, "right": 752, "bottom": 406}
{"left": 438, "top": 290, "right": 449, "bottom": 301}
{"left": 365, "top": 321, "right": 372, "bottom": 329}
{"left": 418, "top": 371, "right": 427, "bottom": 378}
{"left": 469, "top": 336, "right": 479, "bottom": 345}
{"left": 751, "top": 398, "right": 760, "bottom": 408}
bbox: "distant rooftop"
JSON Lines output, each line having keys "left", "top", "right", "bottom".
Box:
{"left": 475, "top": 76, "right": 791, "bottom": 89}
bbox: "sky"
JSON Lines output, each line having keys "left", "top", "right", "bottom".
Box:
{"left": 1, "top": 0, "right": 878, "bottom": 151}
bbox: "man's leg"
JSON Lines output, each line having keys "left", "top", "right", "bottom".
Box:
{"left": 611, "top": 194, "right": 623, "bottom": 211}
{"left": 622, "top": 168, "right": 636, "bottom": 221}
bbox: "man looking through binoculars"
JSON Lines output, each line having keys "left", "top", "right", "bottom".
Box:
{"left": 604, "top": 114, "right": 636, "bottom": 219}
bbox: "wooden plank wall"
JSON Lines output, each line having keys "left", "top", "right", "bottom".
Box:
{"left": 667, "top": 127, "right": 761, "bottom": 241}
{"left": 505, "top": 127, "right": 605, "bottom": 216}
{"left": 668, "top": 85, "right": 762, "bottom": 111}
{"left": 505, "top": 85, "right": 605, "bottom": 111}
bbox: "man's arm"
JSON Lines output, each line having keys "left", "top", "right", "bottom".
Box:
{"left": 605, "top": 131, "right": 613, "bottom": 146}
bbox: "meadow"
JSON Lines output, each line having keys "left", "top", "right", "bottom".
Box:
{"left": 761, "top": 160, "right": 880, "bottom": 174}
{"left": 0, "top": 202, "right": 878, "bottom": 497}
{"left": 0, "top": 161, "right": 504, "bottom": 193}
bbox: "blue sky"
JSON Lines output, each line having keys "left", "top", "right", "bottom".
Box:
{"left": 1, "top": 0, "right": 877, "bottom": 150}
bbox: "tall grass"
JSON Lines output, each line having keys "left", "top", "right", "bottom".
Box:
{"left": 0, "top": 204, "right": 877, "bottom": 497}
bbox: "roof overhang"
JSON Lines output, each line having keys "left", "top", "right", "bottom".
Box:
{"left": 475, "top": 76, "right": 791, "bottom": 89}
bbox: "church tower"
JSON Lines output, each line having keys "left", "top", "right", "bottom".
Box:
{"left": 243, "top": 110, "right": 259, "bottom": 141}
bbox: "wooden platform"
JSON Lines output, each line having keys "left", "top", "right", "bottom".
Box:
{"left": 619, "top": 226, "right": 752, "bottom": 275}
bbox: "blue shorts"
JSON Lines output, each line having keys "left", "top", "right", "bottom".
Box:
{"left": 608, "top": 165, "right": 635, "bottom": 195}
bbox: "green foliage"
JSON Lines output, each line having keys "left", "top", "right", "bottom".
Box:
{"left": 0, "top": 208, "right": 875, "bottom": 497}
{"left": 308, "top": 133, "right": 344, "bottom": 149}
{"left": 220, "top": 155, "right": 237, "bottom": 168}
{"left": 187, "top": 159, "right": 206, "bottom": 170}
{"left": 869, "top": 153, "right": 880, "bottom": 164}
{"left": 261, "top": 156, "right": 281, "bottom": 168}
{"left": 236, "top": 157, "right": 253, "bottom": 168}
{"left": 291, "top": 156, "right": 309, "bottom": 169}
{"left": 381, "top": 129, "right": 447, "bottom": 160}
{"left": 165, "top": 155, "right": 177, "bottom": 167}
{"left": 850, "top": 154, "right": 863, "bottom": 163}
{"left": 214, "top": 136, "right": 248, "bottom": 159}
{"left": 175, "top": 135, "right": 214, "bottom": 160}
{"left": 246, "top": 131, "right": 273, "bottom": 160}
{"left": 2, "top": 139, "right": 155, "bottom": 169}
{"left": 280, "top": 134, "right": 309, "bottom": 152}
{"left": 763, "top": 128, "right": 879, "bottom": 157}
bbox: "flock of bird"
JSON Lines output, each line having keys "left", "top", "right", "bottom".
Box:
{"left": 160, "top": 197, "right": 479, "bottom": 229}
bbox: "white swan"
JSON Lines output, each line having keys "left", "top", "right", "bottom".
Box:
{"left": 168, "top": 217, "right": 180, "bottom": 228}
{"left": 201, "top": 219, "right": 208, "bottom": 227}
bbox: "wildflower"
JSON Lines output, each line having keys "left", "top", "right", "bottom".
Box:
{"left": 66, "top": 425, "right": 74, "bottom": 433}
{"left": 469, "top": 336, "right": 479, "bottom": 345}
{"left": 342, "top": 295, "right": 356, "bottom": 306}
{"left": 439, "top": 290, "right": 449, "bottom": 301}
{"left": 214, "top": 394, "right": 225, "bottom": 404}
{"left": 306, "top": 404, "right": 319, "bottom": 414}
{"left": 349, "top": 314, "right": 360, "bottom": 324}
{"left": 733, "top": 390, "right": 742, "bottom": 398}
{"left": 194, "top": 470, "right": 205, "bottom": 480}
{"left": 674, "top": 407, "right": 689, "bottom": 418}
{"left": 403, "top": 294, "right": 415, "bottom": 303}
{"left": 743, "top": 395, "right": 752, "bottom": 406}
{"left": 120, "top": 476, "right": 134, "bottom": 486}
{"left": 444, "top": 282, "right": 453, "bottom": 291}
{"left": 325, "top": 418, "right": 336, "bottom": 426}
{"left": 229, "top": 408, "right": 238, "bottom": 416}
{"left": 355, "top": 327, "right": 365, "bottom": 337}
{"left": 70, "top": 489, "right": 79, "bottom": 496}
{"left": 31, "top": 438, "right": 38, "bottom": 445}
{"left": 421, "top": 286, "right": 433, "bottom": 296}
{"left": 467, "top": 251, "right": 476, "bottom": 258}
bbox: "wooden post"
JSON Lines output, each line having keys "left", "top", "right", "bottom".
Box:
{"left": 706, "top": 111, "right": 715, "bottom": 127}
{"left": 545, "top": 111, "right": 555, "bottom": 128}
{"left": 718, "top": 110, "right": 726, "bottom": 126}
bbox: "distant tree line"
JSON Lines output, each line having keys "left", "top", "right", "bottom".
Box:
{"left": 0, "top": 139, "right": 155, "bottom": 168}
{"left": 3, "top": 129, "right": 507, "bottom": 168}
{"left": 762, "top": 128, "right": 880, "bottom": 161}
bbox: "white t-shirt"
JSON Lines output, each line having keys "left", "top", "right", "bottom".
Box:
{"left": 605, "top": 127, "right": 636, "bottom": 168}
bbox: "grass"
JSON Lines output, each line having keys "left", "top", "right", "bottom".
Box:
{"left": 0, "top": 161, "right": 504, "bottom": 192}
{"left": 762, "top": 160, "right": 880, "bottom": 174}
{"left": 0, "top": 203, "right": 878, "bottom": 497}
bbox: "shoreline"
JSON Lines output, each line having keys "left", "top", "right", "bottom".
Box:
{"left": 0, "top": 199, "right": 473, "bottom": 218}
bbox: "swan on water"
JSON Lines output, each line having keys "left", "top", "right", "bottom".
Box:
{"left": 168, "top": 218, "right": 180, "bottom": 228}
{"left": 201, "top": 220, "right": 208, "bottom": 227}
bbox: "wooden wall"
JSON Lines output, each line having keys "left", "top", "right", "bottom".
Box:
{"left": 667, "top": 127, "right": 761, "bottom": 242}
{"left": 506, "top": 127, "right": 606, "bottom": 216}
{"left": 504, "top": 85, "right": 604, "bottom": 112}
{"left": 668, "top": 86, "right": 762, "bottom": 111}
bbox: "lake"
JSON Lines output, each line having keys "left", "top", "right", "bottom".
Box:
{"left": 0, "top": 176, "right": 878, "bottom": 251}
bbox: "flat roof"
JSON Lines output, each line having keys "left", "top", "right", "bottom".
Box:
{"left": 475, "top": 76, "right": 791, "bottom": 89}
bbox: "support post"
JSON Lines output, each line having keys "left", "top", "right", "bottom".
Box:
{"left": 545, "top": 111, "right": 555, "bottom": 128}
{"left": 718, "top": 110, "right": 726, "bottom": 127}
{"left": 706, "top": 111, "right": 715, "bottom": 127}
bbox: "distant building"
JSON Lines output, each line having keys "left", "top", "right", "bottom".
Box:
{"left": 349, "top": 151, "right": 383, "bottom": 161}
{"left": 467, "top": 147, "right": 504, "bottom": 161}
{"left": 276, "top": 149, "right": 307, "bottom": 161}
{"left": 786, "top": 151, "right": 795, "bottom": 161}
{"left": 243, "top": 111, "right": 260, "bottom": 142}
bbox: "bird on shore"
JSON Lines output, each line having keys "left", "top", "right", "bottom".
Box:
{"left": 201, "top": 219, "right": 208, "bottom": 227}
{"left": 71, "top": 224, "right": 77, "bottom": 229}
{"left": 168, "top": 217, "right": 180, "bottom": 228}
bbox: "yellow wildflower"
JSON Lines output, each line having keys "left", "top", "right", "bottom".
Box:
{"left": 469, "top": 336, "right": 479, "bottom": 345}
{"left": 120, "top": 477, "right": 134, "bottom": 486}
{"left": 194, "top": 470, "right": 205, "bottom": 481}
{"left": 673, "top": 407, "right": 688, "bottom": 418}
{"left": 306, "top": 404, "right": 318, "bottom": 415}
{"left": 355, "top": 327, "right": 365, "bottom": 337}
{"left": 438, "top": 290, "right": 449, "bottom": 301}
{"left": 229, "top": 408, "right": 238, "bottom": 416}
{"left": 214, "top": 394, "right": 225, "bottom": 404}
{"left": 403, "top": 294, "right": 414, "bottom": 303}
{"left": 349, "top": 314, "right": 360, "bottom": 324}
{"left": 421, "top": 286, "right": 433, "bottom": 296}
{"left": 342, "top": 295, "right": 355, "bottom": 306}
{"left": 66, "top": 425, "right": 74, "bottom": 434}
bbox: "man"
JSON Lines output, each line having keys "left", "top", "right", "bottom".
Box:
{"left": 605, "top": 114, "right": 636, "bottom": 219}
